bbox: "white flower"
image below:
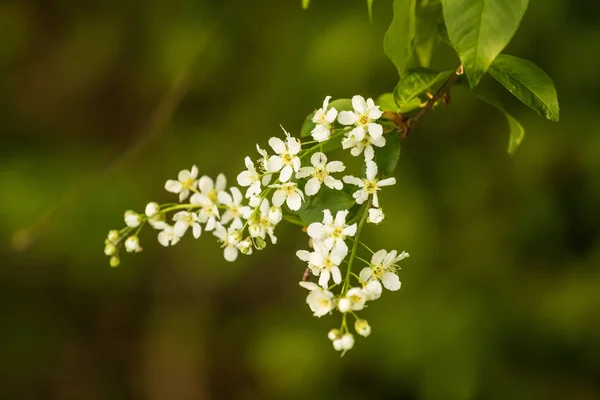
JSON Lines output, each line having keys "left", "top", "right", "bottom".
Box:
{"left": 337, "top": 287, "right": 366, "bottom": 313}
{"left": 266, "top": 128, "right": 302, "bottom": 182}
{"left": 367, "top": 208, "right": 385, "bottom": 224}
{"left": 362, "top": 280, "right": 382, "bottom": 300}
{"left": 124, "top": 210, "right": 141, "bottom": 228}
{"left": 218, "top": 187, "right": 252, "bottom": 226}
{"left": 355, "top": 319, "right": 371, "bottom": 337}
{"left": 296, "top": 152, "right": 345, "bottom": 196}
{"left": 190, "top": 193, "right": 220, "bottom": 231}
{"left": 198, "top": 173, "right": 226, "bottom": 203}
{"left": 299, "top": 281, "right": 335, "bottom": 317}
{"left": 333, "top": 333, "right": 354, "bottom": 352}
{"left": 359, "top": 249, "right": 409, "bottom": 291}
{"left": 343, "top": 161, "right": 396, "bottom": 207}
{"left": 145, "top": 202, "right": 160, "bottom": 218}
{"left": 307, "top": 209, "right": 357, "bottom": 254}
{"left": 237, "top": 157, "right": 264, "bottom": 198}
{"left": 309, "top": 241, "right": 347, "bottom": 288}
{"left": 271, "top": 182, "right": 304, "bottom": 211}
{"left": 268, "top": 205, "right": 282, "bottom": 224}
{"left": 248, "top": 199, "right": 278, "bottom": 244}
{"left": 165, "top": 165, "right": 199, "bottom": 202}
{"left": 124, "top": 236, "right": 141, "bottom": 253}
{"left": 311, "top": 96, "right": 338, "bottom": 142}
{"left": 172, "top": 211, "right": 202, "bottom": 238}
{"left": 157, "top": 224, "right": 181, "bottom": 247}
{"left": 338, "top": 95, "right": 385, "bottom": 161}
{"left": 213, "top": 221, "right": 243, "bottom": 262}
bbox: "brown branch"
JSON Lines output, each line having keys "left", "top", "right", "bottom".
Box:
{"left": 402, "top": 64, "right": 464, "bottom": 139}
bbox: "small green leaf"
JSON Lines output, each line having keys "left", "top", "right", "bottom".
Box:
{"left": 489, "top": 54, "right": 559, "bottom": 122}
{"left": 374, "top": 132, "right": 402, "bottom": 175}
{"left": 471, "top": 86, "right": 525, "bottom": 154}
{"left": 296, "top": 188, "right": 357, "bottom": 225}
{"left": 394, "top": 68, "right": 454, "bottom": 105}
{"left": 328, "top": 98, "right": 353, "bottom": 112}
{"left": 384, "top": 0, "right": 417, "bottom": 77}
{"left": 302, "top": 0, "right": 310, "bottom": 9}
{"left": 414, "top": 0, "right": 443, "bottom": 67}
{"left": 441, "top": 0, "right": 529, "bottom": 87}
{"left": 367, "top": 0, "right": 375, "bottom": 22}
{"left": 376, "top": 93, "right": 399, "bottom": 112}
{"left": 300, "top": 112, "right": 316, "bottom": 137}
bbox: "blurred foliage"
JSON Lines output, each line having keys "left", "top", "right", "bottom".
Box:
{"left": 1, "top": 0, "right": 599, "bottom": 399}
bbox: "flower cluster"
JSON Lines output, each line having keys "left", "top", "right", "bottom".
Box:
{"left": 104, "top": 95, "right": 409, "bottom": 354}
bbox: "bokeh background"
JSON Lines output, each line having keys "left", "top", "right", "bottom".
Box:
{"left": 1, "top": 0, "right": 599, "bottom": 399}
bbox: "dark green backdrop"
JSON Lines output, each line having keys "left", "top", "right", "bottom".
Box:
{"left": 1, "top": 0, "right": 599, "bottom": 399}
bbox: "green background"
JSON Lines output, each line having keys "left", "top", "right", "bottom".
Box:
{"left": 1, "top": 0, "right": 599, "bottom": 399}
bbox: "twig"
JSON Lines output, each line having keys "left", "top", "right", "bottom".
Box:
{"left": 402, "top": 64, "right": 464, "bottom": 139}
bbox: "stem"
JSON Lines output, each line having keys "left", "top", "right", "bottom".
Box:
{"left": 283, "top": 215, "right": 305, "bottom": 227}
{"left": 342, "top": 202, "right": 370, "bottom": 293}
{"left": 403, "top": 64, "right": 464, "bottom": 138}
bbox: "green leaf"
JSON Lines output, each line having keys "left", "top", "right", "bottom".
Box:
{"left": 367, "top": 0, "right": 375, "bottom": 22}
{"left": 471, "top": 86, "right": 525, "bottom": 154}
{"left": 489, "top": 54, "right": 559, "bottom": 122}
{"left": 300, "top": 112, "right": 316, "bottom": 137}
{"left": 296, "top": 188, "right": 357, "bottom": 225}
{"left": 441, "top": 0, "right": 529, "bottom": 87}
{"left": 414, "top": 0, "right": 443, "bottom": 67}
{"left": 302, "top": 0, "right": 310, "bottom": 9}
{"left": 394, "top": 68, "right": 454, "bottom": 105}
{"left": 374, "top": 133, "right": 402, "bottom": 175}
{"left": 376, "top": 93, "right": 398, "bottom": 112}
{"left": 384, "top": 0, "right": 417, "bottom": 77}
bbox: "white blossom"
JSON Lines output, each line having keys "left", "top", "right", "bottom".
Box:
{"left": 337, "top": 287, "right": 366, "bottom": 313}
{"left": 359, "top": 249, "right": 409, "bottom": 291}
{"left": 343, "top": 161, "right": 396, "bottom": 207}
{"left": 124, "top": 236, "right": 141, "bottom": 253}
{"left": 218, "top": 187, "right": 252, "bottom": 226}
{"left": 198, "top": 173, "right": 226, "bottom": 203}
{"left": 124, "top": 210, "right": 141, "bottom": 228}
{"left": 311, "top": 96, "right": 338, "bottom": 142}
{"left": 237, "top": 157, "right": 264, "bottom": 198}
{"left": 308, "top": 241, "right": 347, "bottom": 288}
{"left": 355, "top": 319, "right": 371, "bottom": 337}
{"left": 165, "top": 165, "right": 199, "bottom": 202}
{"left": 248, "top": 199, "right": 278, "bottom": 244}
{"left": 157, "top": 224, "right": 181, "bottom": 247}
{"left": 299, "top": 281, "right": 335, "bottom": 317}
{"left": 172, "top": 211, "right": 202, "bottom": 238}
{"left": 367, "top": 208, "right": 385, "bottom": 224}
{"left": 296, "top": 152, "right": 345, "bottom": 196}
{"left": 213, "top": 220, "right": 243, "bottom": 262}
{"left": 362, "top": 280, "right": 382, "bottom": 301}
{"left": 307, "top": 209, "right": 357, "bottom": 254}
{"left": 271, "top": 182, "right": 304, "bottom": 211}
{"left": 266, "top": 128, "right": 302, "bottom": 182}
{"left": 338, "top": 95, "right": 385, "bottom": 161}
{"left": 190, "top": 193, "right": 219, "bottom": 231}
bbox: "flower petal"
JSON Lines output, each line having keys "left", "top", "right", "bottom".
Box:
{"left": 377, "top": 177, "right": 397, "bottom": 187}
{"left": 307, "top": 222, "right": 325, "bottom": 240}
{"left": 325, "top": 161, "right": 345, "bottom": 173}
{"left": 199, "top": 176, "right": 214, "bottom": 193}
{"left": 311, "top": 152, "right": 327, "bottom": 168}
{"left": 296, "top": 166, "right": 314, "bottom": 179}
{"left": 279, "top": 165, "right": 293, "bottom": 182}
{"left": 268, "top": 137, "right": 286, "bottom": 154}
{"left": 304, "top": 178, "right": 321, "bottom": 196}
{"left": 366, "top": 161, "right": 378, "bottom": 180}
{"left": 372, "top": 249, "right": 387, "bottom": 265}
{"left": 267, "top": 155, "right": 284, "bottom": 172}
{"left": 382, "top": 272, "right": 401, "bottom": 291}
{"left": 352, "top": 95, "right": 367, "bottom": 114}
{"left": 272, "top": 189, "right": 286, "bottom": 207}
{"left": 338, "top": 111, "right": 358, "bottom": 125}
{"left": 224, "top": 245, "right": 238, "bottom": 262}
{"left": 343, "top": 175, "right": 363, "bottom": 187}
{"left": 165, "top": 180, "right": 182, "bottom": 193}
{"left": 287, "top": 191, "right": 302, "bottom": 211}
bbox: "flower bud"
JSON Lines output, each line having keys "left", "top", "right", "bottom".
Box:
{"left": 362, "top": 280, "right": 382, "bottom": 301}
{"left": 355, "top": 319, "right": 371, "bottom": 337}
{"left": 145, "top": 202, "right": 160, "bottom": 218}
{"left": 339, "top": 333, "right": 355, "bottom": 350}
{"left": 328, "top": 329, "right": 340, "bottom": 341}
{"left": 228, "top": 230, "right": 243, "bottom": 244}
{"left": 254, "top": 236, "right": 266, "bottom": 250}
{"left": 124, "top": 210, "right": 141, "bottom": 228}
{"left": 239, "top": 238, "right": 253, "bottom": 254}
{"left": 248, "top": 223, "right": 261, "bottom": 238}
{"left": 124, "top": 236, "right": 141, "bottom": 253}
{"left": 337, "top": 297, "right": 351, "bottom": 313}
{"left": 104, "top": 243, "right": 116, "bottom": 256}
{"left": 109, "top": 256, "right": 120, "bottom": 268}
{"left": 268, "top": 206, "right": 282, "bottom": 224}
{"left": 107, "top": 230, "right": 120, "bottom": 243}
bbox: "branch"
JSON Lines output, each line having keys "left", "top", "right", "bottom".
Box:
{"left": 402, "top": 64, "right": 464, "bottom": 139}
